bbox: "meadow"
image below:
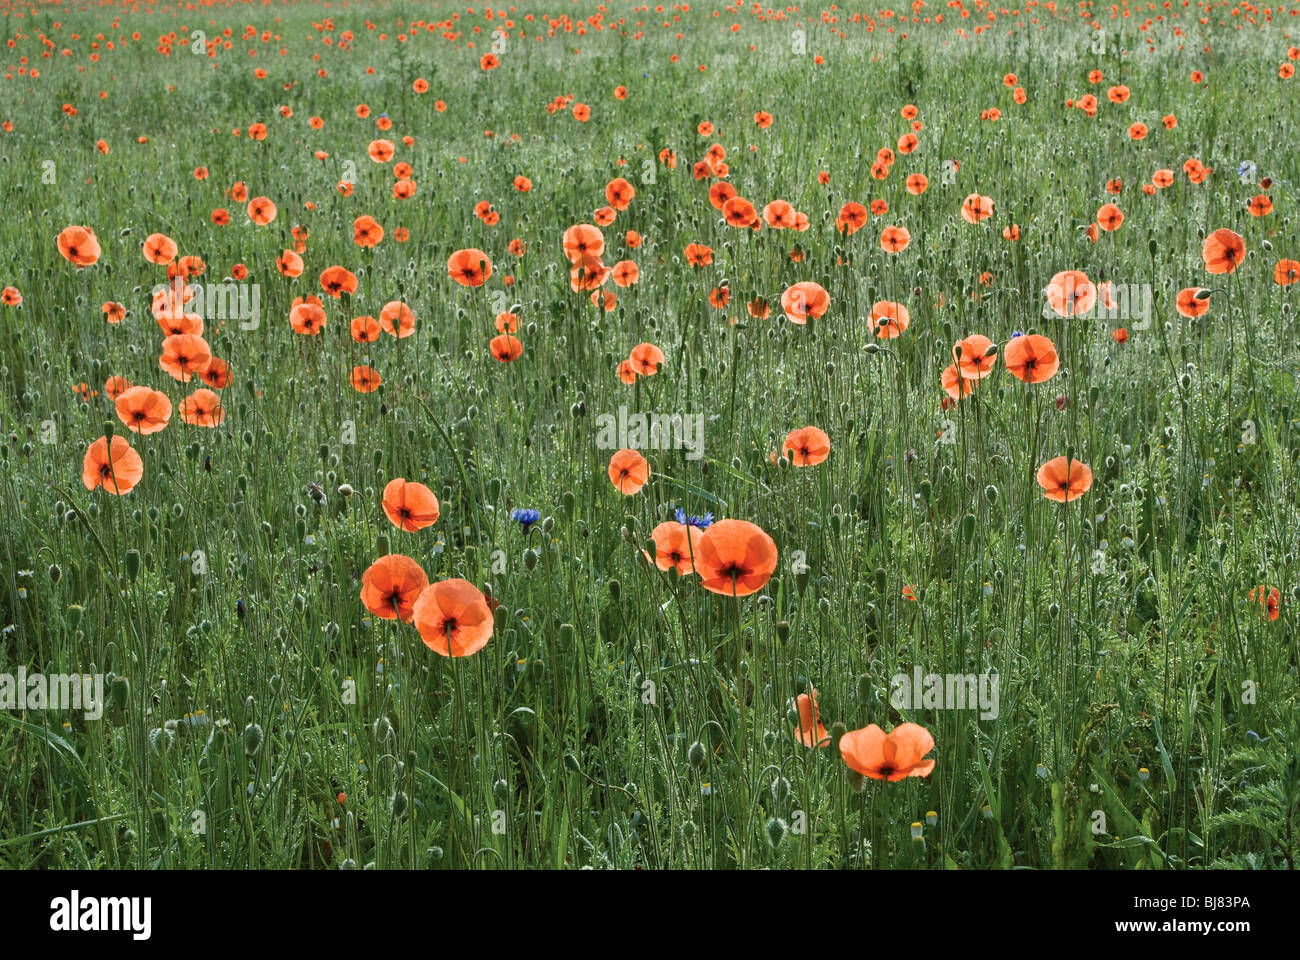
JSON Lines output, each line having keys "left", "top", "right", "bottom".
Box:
{"left": 1, "top": 0, "right": 1299, "bottom": 870}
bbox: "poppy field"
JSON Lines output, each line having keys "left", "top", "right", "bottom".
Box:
{"left": 2, "top": 1, "right": 1300, "bottom": 873}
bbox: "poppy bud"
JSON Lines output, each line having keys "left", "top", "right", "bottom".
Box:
{"left": 558, "top": 623, "right": 575, "bottom": 646}
{"left": 771, "top": 777, "right": 791, "bottom": 804}
{"left": 390, "top": 791, "right": 408, "bottom": 818}
{"left": 919, "top": 480, "right": 932, "bottom": 500}
{"left": 48, "top": 563, "right": 61, "bottom": 584}
{"left": 796, "top": 569, "right": 810, "bottom": 595}
{"left": 1148, "top": 237, "right": 1158, "bottom": 257}
{"left": 523, "top": 548, "right": 538, "bottom": 572}
{"left": 775, "top": 620, "right": 790, "bottom": 643}
{"left": 875, "top": 567, "right": 887, "bottom": 593}
{"left": 110, "top": 675, "right": 130, "bottom": 710}
{"left": 562, "top": 491, "right": 576, "bottom": 518}
{"left": 961, "top": 513, "right": 977, "bottom": 540}
{"left": 857, "top": 674, "right": 874, "bottom": 704}
{"left": 765, "top": 817, "right": 787, "bottom": 848}
{"left": 864, "top": 343, "right": 880, "bottom": 355}
{"left": 338, "top": 483, "right": 354, "bottom": 497}
{"left": 101, "top": 419, "right": 114, "bottom": 440}
{"left": 688, "top": 741, "right": 708, "bottom": 769}
{"left": 66, "top": 603, "right": 82, "bottom": 629}
{"left": 608, "top": 578, "right": 620, "bottom": 601}
{"left": 984, "top": 484, "right": 999, "bottom": 504}
{"left": 243, "top": 722, "right": 263, "bottom": 756}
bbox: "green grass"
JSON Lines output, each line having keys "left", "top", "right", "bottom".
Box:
{"left": 1, "top": 1, "right": 1299, "bottom": 869}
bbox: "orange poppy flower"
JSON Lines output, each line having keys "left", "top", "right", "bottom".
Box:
{"left": 563, "top": 223, "right": 605, "bottom": 262}
{"left": 350, "top": 365, "right": 382, "bottom": 393}
{"left": 246, "top": 196, "right": 277, "bottom": 225}
{"left": 1036, "top": 456, "right": 1093, "bottom": 502}
{"left": 1045, "top": 270, "right": 1096, "bottom": 317}
{"left": 837, "top": 201, "right": 868, "bottom": 236}
{"left": 1248, "top": 585, "right": 1281, "bottom": 622}
{"left": 1003, "top": 334, "right": 1059, "bottom": 384}
{"left": 880, "top": 225, "right": 911, "bottom": 253}
{"left": 289, "top": 302, "right": 327, "bottom": 335}
{"left": 763, "top": 199, "right": 797, "bottom": 229}
{"left": 629, "top": 342, "right": 664, "bottom": 376}
{"left": 780, "top": 281, "right": 829, "bottom": 324}
{"left": 159, "top": 334, "right": 212, "bottom": 382}
{"left": 960, "top": 193, "right": 994, "bottom": 224}
{"left": 941, "top": 363, "right": 974, "bottom": 401}
{"left": 102, "top": 301, "right": 125, "bottom": 324}
{"left": 378, "top": 301, "right": 415, "bottom": 338}
{"left": 382, "top": 478, "right": 440, "bottom": 532}
{"left": 57, "top": 226, "right": 101, "bottom": 267}
{"left": 103, "top": 376, "right": 131, "bottom": 400}
{"left": 367, "top": 139, "right": 395, "bottom": 163}
{"left": 840, "top": 723, "right": 935, "bottom": 781}
{"left": 142, "top": 232, "right": 178, "bottom": 265}
{"left": 871, "top": 300, "right": 910, "bottom": 338}
{"left": 607, "top": 448, "right": 650, "bottom": 495}
{"left": 490, "top": 334, "right": 523, "bottom": 362}
{"left": 351, "top": 316, "right": 382, "bottom": 342}
{"left": 605, "top": 177, "right": 635, "bottom": 210}
{"left": 695, "top": 519, "right": 777, "bottom": 597}
{"left": 709, "top": 181, "right": 739, "bottom": 210}
{"left": 783, "top": 426, "right": 831, "bottom": 466}
{"left": 178, "top": 388, "right": 225, "bottom": 427}
{"left": 360, "top": 554, "right": 429, "bottom": 622}
{"left": 1275, "top": 259, "right": 1300, "bottom": 286}
{"left": 82, "top": 435, "right": 144, "bottom": 495}
{"left": 648, "top": 521, "right": 704, "bottom": 576}
{"left": 722, "top": 196, "right": 759, "bottom": 228}
{"left": 1096, "top": 203, "right": 1124, "bottom": 231}
{"left": 612, "top": 260, "right": 640, "bottom": 287}
{"left": 320, "top": 265, "right": 358, "bottom": 298}
{"left": 954, "top": 334, "right": 997, "bottom": 380}
{"left": 201, "top": 357, "right": 231, "bottom": 389}
{"left": 448, "top": 248, "right": 492, "bottom": 286}
{"left": 905, "top": 173, "right": 928, "bottom": 195}
{"left": 354, "top": 215, "right": 384, "bottom": 247}
{"left": 683, "top": 243, "right": 713, "bottom": 267}
{"left": 115, "top": 386, "right": 172, "bottom": 434}
{"left": 1175, "top": 287, "right": 1210, "bottom": 318}
{"left": 1202, "top": 229, "right": 1245, "bottom": 275}
{"left": 412, "top": 579, "right": 494, "bottom": 657}
{"left": 794, "top": 688, "right": 831, "bottom": 748}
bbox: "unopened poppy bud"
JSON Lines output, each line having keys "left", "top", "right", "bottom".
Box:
{"left": 337, "top": 483, "right": 354, "bottom": 497}
{"left": 775, "top": 620, "right": 790, "bottom": 643}
{"left": 771, "top": 777, "right": 791, "bottom": 804}
{"left": 1194, "top": 288, "right": 1213, "bottom": 300}
{"left": 243, "top": 722, "right": 263, "bottom": 755}
{"left": 562, "top": 491, "right": 576, "bottom": 518}
{"left": 919, "top": 480, "right": 933, "bottom": 500}
{"left": 818, "top": 597, "right": 830, "bottom": 615}
{"left": 523, "top": 548, "right": 538, "bottom": 572}
{"left": 63, "top": 604, "right": 81, "bottom": 629}
{"left": 48, "top": 563, "right": 62, "bottom": 584}
{"left": 984, "top": 484, "right": 999, "bottom": 504}
{"left": 796, "top": 569, "right": 810, "bottom": 595}
{"left": 857, "top": 674, "right": 874, "bottom": 704}
{"left": 983, "top": 343, "right": 999, "bottom": 357}
{"left": 541, "top": 516, "right": 554, "bottom": 534}
{"left": 961, "top": 513, "right": 977, "bottom": 540}
{"left": 558, "top": 623, "right": 575, "bottom": 646}
{"left": 1262, "top": 239, "right": 1273, "bottom": 252}
{"left": 864, "top": 342, "right": 880, "bottom": 355}
{"left": 875, "top": 567, "right": 887, "bottom": 593}
{"left": 765, "top": 817, "right": 788, "bottom": 848}
{"left": 390, "top": 791, "right": 408, "bottom": 818}
{"left": 688, "top": 741, "right": 708, "bottom": 769}
{"left": 608, "top": 579, "right": 620, "bottom": 601}
{"left": 493, "top": 779, "right": 509, "bottom": 804}
{"left": 101, "top": 419, "right": 114, "bottom": 440}
{"left": 830, "top": 721, "right": 847, "bottom": 751}
{"left": 110, "top": 675, "right": 130, "bottom": 710}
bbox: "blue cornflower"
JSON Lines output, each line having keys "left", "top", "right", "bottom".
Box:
{"left": 674, "top": 508, "right": 714, "bottom": 529}
{"left": 512, "top": 508, "right": 541, "bottom": 532}
{"left": 1010, "top": 330, "right": 1024, "bottom": 338}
